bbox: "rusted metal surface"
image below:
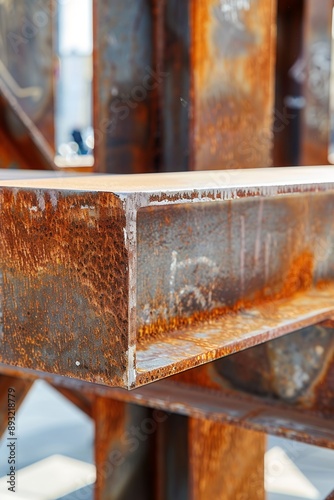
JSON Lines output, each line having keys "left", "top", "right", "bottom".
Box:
{"left": 301, "top": 0, "right": 332, "bottom": 164}
{"left": 157, "top": 0, "right": 191, "bottom": 172}
{"left": 93, "top": 396, "right": 156, "bottom": 499}
{"left": 92, "top": 0, "right": 276, "bottom": 173}
{"left": 137, "top": 286, "right": 334, "bottom": 385}
{"left": 93, "top": 0, "right": 156, "bottom": 174}
{"left": 0, "top": 0, "right": 55, "bottom": 169}
{"left": 273, "top": 0, "right": 305, "bottom": 167}
{"left": 110, "top": 378, "right": 334, "bottom": 450}
{"left": 1, "top": 362, "right": 334, "bottom": 448}
{"left": 0, "top": 374, "right": 33, "bottom": 437}
{"left": 155, "top": 413, "right": 190, "bottom": 499}
{"left": 1, "top": 168, "right": 334, "bottom": 387}
{"left": 189, "top": 419, "right": 265, "bottom": 499}
{"left": 215, "top": 324, "right": 334, "bottom": 416}
{"left": 191, "top": 0, "right": 277, "bottom": 170}
{"left": 0, "top": 186, "right": 128, "bottom": 386}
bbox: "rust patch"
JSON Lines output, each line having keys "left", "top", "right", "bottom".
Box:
{"left": 138, "top": 250, "right": 315, "bottom": 342}
{"left": 149, "top": 190, "right": 200, "bottom": 204}
{"left": 0, "top": 188, "right": 128, "bottom": 385}
{"left": 191, "top": 0, "right": 276, "bottom": 170}
{"left": 311, "top": 347, "right": 334, "bottom": 416}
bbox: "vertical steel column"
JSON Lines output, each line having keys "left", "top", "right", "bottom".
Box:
{"left": 190, "top": 0, "right": 277, "bottom": 170}
{"left": 93, "top": 396, "right": 156, "bottom": 499}
{"left": 0, "top": 0, "right": 55, "bottom": 168}
{"left": 93, "top": 0, "right": 156, "bottom": 174}
{"left": 301, "top": 0, "right": 333, "bottom": 164}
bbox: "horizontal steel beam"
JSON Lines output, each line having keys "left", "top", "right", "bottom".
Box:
{"left": 1, "top": 167, "right": 334, "bottom": 388}
{"left": 1, "top": 362, "right": 333, "bottom": 449}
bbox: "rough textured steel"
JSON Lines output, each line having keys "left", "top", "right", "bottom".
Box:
{"left": 0, "top": 0, "right": 55, "bottom": 168}
{"left": 93, "top": 397, "right": 155, "bottom": 500}
{"left": 137, "top": 286, "right": 334, "bottom": 385}
{"left": 1, "top": 362, "right": 334, "bottom": 449}
{"left": 301, "top": 0, "right": 332, "bottom": 164}
{"left": 273, "top": 0, "right": 305, "bottom": 167}
{"left": 0, "top": 186, "right": 128, "bottom": 386}
{"left": 215, "top": 324, "right": 334, "bottom": 415}
{"left": 191, "top": 0, "right": 277, "bottom": 170}
{"left": 93, "top": 0, "right": 156, "bottom": 174}
{"left": 189, "top": 419, "right": 264, "bottom": 499}
{"left": 1, "top": 167, "right": 334, "bottom": 388}
{"left": 157, "top": 0, "right": 191, "bottom": 172}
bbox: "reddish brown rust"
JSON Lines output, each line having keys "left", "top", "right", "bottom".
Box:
{"left": 0, "top": 188, "right": 128, "bottom": 385}
{"left": 191, "top": 0, "right": 276, "bottom": 170}
{"left": 301, "top": 0, "right": 333, "bottom": 165}
{"left": 1, "top": 363, "right": 334, "bottom": 449}
{"left": 138, "top": 250, "right": 314, "bottom": 342}
{"left": 189, "top": 419, "right": 265, "bottom": 499}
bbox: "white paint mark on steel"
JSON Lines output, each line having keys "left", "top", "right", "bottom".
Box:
{"left": 169, "top": 251, "right": 220, "bottom": 313}
{"left": 169, "top": 250, "right": 178, "bottom": 311}
{"left": 179, "top": 285, "right": 207, "bottom": 309}
{"left": 240, "top": 215, "right": 245, "bottom": 297}
{"left": 254, "top": 198, "right": 264, "bottom": 270}
{"left": 49, "top": 191, "right": 58, "bottom": 210}
{"left": 265, "top": 232, "right": 272, "bottom": 282}
{"left": 37, "top": 191, "right": 45, "bottom": 211}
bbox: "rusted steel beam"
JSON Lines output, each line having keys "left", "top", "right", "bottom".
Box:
{"left": 93, "top": 0, "right": 157, "bottom": 174}
{"left": 93, "top": 396, "right": 156, "bottom": 499}
{"left": 212, "top": 323, "right": 334, "bottom": 416}
{"left": 273, "top": 0, "right": 305, "bottom": 166}
{"left": 106, "top": 378, "right": 334, "bottom": 450}
{"left": 0, "top": 121, "right": 32, "bottom": 170}
{"left": 156, "top": 0, "right": 191, "bottom": 172}
{"left": 155, "top": 413, "right": 190, "bottom": 499}
{"left": 189, "top": 419, "right": 265, "bottom": 499}
{"left": 93, "top": 0, "right": 276, "bottom": 173}
{"left": 93, "top": 393, "right": 265, "bottom": 499}
{"left": 301, "top": 0, "right": 332, "bottom": 164}
{"left": 0, "top": 0, "right": 55, "bottom": 169}
{"left": 1, "top": 167, "right": 334, "bottom": 388}
{"left": 190, "top": 0, "right": 277, "bottom": 170}
{"left": 1, "top": 358, "right": 334, "bottom": 448}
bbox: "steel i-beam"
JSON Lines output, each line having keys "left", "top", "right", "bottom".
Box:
{"left": 0, "top": 167, "right": 334, "bottom": 388}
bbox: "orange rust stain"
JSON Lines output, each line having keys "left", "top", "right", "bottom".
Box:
{"left": 138, "top": 250, "right": 315, "bottom": 343}
{"left": 173, "top": 364, "right": 224, "bottom": 391}
{"left": 190, "top": 0, "right": 276, "bottom": 170}
{"left": 0, "top": 189, "right": 127, "bottom": 318}
{"left": 0, "top": 188, "right": 128, "bottom": 381}
{"left": 189, "top": 418, "right": 265, "bottom": 499}
{"left": 191, "top": 0, "right": 211, "bottom": 91}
